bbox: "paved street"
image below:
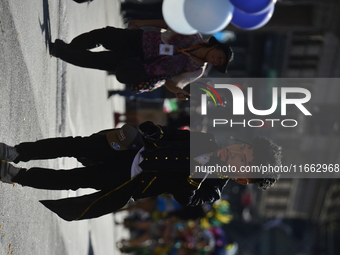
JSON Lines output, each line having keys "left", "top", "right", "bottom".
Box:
{"left": 0, "top": 0, "right": 127, "bottom": 254}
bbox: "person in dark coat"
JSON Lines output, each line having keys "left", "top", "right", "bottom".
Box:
{"left": 49, "top": 19, "right": 233, "bottom": 99}
{"left": 0, "top": 121, "right": 281, "bottom": 221}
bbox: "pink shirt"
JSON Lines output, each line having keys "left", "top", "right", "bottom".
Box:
{"left": 141, "top": 30, "right": 206, "bottom": 80}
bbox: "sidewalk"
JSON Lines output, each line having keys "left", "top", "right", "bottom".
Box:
{"left": 0, "top": 0, "right": 131, "bottom": 254}
{"left": 55, "top": 1, "right": 129, "bottom": 255}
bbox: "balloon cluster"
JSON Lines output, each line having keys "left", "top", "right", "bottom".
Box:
{"left": 162, "top": 0, "right": 276, "bottom": 35}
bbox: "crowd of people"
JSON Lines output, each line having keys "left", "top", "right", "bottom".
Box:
{"left": 115, "top": 195, "right": 235, "bottom": 255}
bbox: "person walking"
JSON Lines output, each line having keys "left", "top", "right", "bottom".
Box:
{"left": 50, "top": 20, "right": 233, "bottom": 99}
{"left": 0, "top": 121, "right": 281, "bottom": 221}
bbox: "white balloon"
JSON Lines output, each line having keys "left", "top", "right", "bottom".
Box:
{"left": 184, "top": 0, "right": 234, "bottom": 34}
{"left": 162, "top": 0, "right": 198, "bottom": 35}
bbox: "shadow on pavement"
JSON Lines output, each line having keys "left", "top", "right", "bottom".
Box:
{"left": 40, "top": 0, "right": 52, "bottom": 52}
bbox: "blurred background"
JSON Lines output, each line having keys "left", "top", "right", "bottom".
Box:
{"left": 115, "top": 0, "right": 340, "bottom": 254}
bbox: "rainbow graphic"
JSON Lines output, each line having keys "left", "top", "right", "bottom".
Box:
{"left": 196, "top": 82, "right": 224, "bottom": 106}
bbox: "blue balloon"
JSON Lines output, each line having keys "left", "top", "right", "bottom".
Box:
{"left": 212, "top": 31, "right": 236, "bottom": 43}
{"left": 230, "top": 0, "right": 276, "bottom": 14}
{"left": 184, "top": 0, "right": 234, "bottom": 34}
{"left": 231, "top": 4, "right": 274, "bottom": 30}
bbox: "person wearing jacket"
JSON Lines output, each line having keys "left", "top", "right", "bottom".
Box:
{"left": 50, "top": 20, "right": 233, "bottom": 99}
{"left": 0, "top": 121, "right": 281, "bottom": 221}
